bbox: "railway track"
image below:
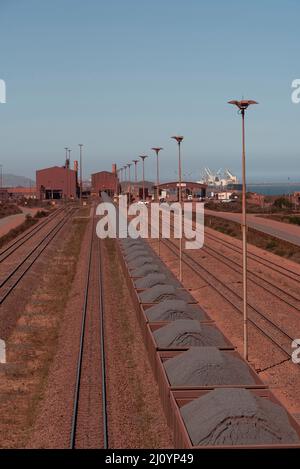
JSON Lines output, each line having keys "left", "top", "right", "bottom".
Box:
{"left": 160, "top": 236, "right": 296, "bottom": 362}
{"left": 0, "top": 207, "right": 75, "bottom": 305}
{"left": 0, "top": 206, "right": 65, "bottom": 263}
{"left": 70, "top": 210, "right": 108, "bottom": 449}
{"left": 204, "top": 228, "right": 300, "bottom": 283}
{"left": 199, "top": 242, "right": 300, "bottom": 311}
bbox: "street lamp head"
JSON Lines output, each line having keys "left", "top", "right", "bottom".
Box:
{"left": 228, "top": 100, "right": 258, "bottom": 111}
{"left": 151, "top": 147, "right": 163, "bottom": 154}
{"left": 171, "top": 136, "right": 184, "bottom": 144}
{"left": 127, "top": 163, "right": 132, "bottom": 167}
{"left": 139, "top": 155, "right": 148, "bottom": 161}
{"left": 132, "top": 159, "right": 139, "bottom": 164}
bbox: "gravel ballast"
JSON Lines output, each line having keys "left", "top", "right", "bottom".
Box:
{"left": 181, "top": 388, "right": 300, "bottom": 446}
{"left": 145, "top": 300, "right": 207, "bottom": 321}
{"left": 164, "top": 347, "right": 255, "bottom": 386}
{"left": 154, "top": 319, "right": 228, "bottom": 348}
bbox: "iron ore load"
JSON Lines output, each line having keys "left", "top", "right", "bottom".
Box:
{"left": 112, "top": 213, "right": 300, "bottom": 448}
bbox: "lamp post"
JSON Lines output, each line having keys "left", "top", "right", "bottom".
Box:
{"left": 127, "top": 163, "right": 132, "bottom": 199}
{"left": 65, "top": 147, "right": 69, "bottom": 166}
{"left": 171, "top": 136, "right": 184, "bottom": 282}
{"left": 228, "top": 99, "right": 258, "bottom": 361}
{"left": 171, "top": 136, "right": 184, "bottom": 202}
{"left": 151, "top": 147, "right": 163, "bottom": 256}
{"left": 139, "top": 155, "right": 148, "bottom": 201}
{"left": 64, "top": 147, "right": 69, "bottom": 201}
{"left": 119, "top": 167, "right": 123, "bottom": 193}
{"left": 68, "top": 149, "right": 72, "bottom": 199}
{"left": 151, "top": 147, "right": 163, "bottom": 201}
{"left": 124, "top": 165, "right": 128, "bottom": 193}
{"left": 117, "top": 168, "right": 121, "bottom": 195}
{"left": 78, "top": 144, "right": 83, "bottom": 202}
{"left": 0, "top": 164, "right": 3, "bottom": 188}
{"left": 132, "top": 159, "right": 139, "bottom": 197}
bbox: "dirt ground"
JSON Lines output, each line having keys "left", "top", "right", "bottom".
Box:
{"left": 0, "top": 215, "right": 88, "bottom": 448}
{"left": 12, "top": 216, "right": 172, "bottom": 448}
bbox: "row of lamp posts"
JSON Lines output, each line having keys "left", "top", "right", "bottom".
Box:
{"left": 117, "top": 99, "right": 257, "bottom": 361}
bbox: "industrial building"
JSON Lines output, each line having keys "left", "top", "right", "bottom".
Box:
{"left": 36, "top": 163, "right": 78, "bottom": 200}
{"left": 7, "top": 187, "right": 37, "bottom": 199}
{"left": 155, "top": 181, "right": 207, "bottom": 201}
{"left": 0, "top": 188, "right": 9, "bottom": 201}
{"left": 91, "top": 164, "right": 119, "bottom": 197}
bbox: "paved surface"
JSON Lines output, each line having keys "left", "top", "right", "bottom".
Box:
{"left": 0, "top": 208, "right": 38, "bottom": 237}
{"left": 205, "top": 209, "right": 300, "bottom": 247}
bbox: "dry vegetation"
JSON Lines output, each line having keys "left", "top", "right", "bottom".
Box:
{"left": 0, "top": 211, "right": 49, "bottom": 249}
{"left": 0, "top": 203, "right": 22, "bottom": 219}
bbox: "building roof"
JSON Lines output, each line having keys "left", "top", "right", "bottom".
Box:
{"left": 156, "top": 181, "right": 207, "bottom": 190}
{"left": 36, "top": 165, "right": 76, "bottom": 173}
{"left": 5, "top": 186, "right": 37, "bottom": 193}
{"left": 91, "top": 170, "right": 115, "bottom": 176}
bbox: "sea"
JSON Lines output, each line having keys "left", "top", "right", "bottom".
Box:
{"left": 247, "top": 184, "right": 300, "bottom": 196}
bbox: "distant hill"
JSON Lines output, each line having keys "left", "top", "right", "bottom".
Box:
{"left": 3, "top": 173, "right": 35, "bottom": 188}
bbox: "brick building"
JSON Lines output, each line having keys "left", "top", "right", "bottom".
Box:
{"left": 36, "top": 166, "right": 77, "bottom": 200}
{"left": 91, "top": 165, "right": 119, "bottom": 197}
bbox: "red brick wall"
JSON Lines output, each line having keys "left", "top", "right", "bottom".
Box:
{"left": 91, "top": 171, "right": 118, "bottom": 193}
{"left": 36, "top": 166, "right": 77, "bottom": 198}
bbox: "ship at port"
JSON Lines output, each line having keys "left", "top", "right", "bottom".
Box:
{"left": 197, "top": 168, "right": 242, "bottom": 191}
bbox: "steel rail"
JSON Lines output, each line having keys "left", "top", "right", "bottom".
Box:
{"left": 0, "top": 206, "right": 65, "bottom": 262}
{"left": 0, "top": 208, "right": 75, "bottom": 304}
{"left": 161, "top": 237, "right": 295, "bottom": 359}
{"left": 69, "top": 212, "right": 94, "bottom": 448}
{"left": 204, "top": 229, "right": 300, "bottom": 282}
{"left": 98, "top": 238, "right": 109, "bottom": 449}
{"left": 70, "top": 209, "right": 109, "bottom": 448}
{"left": 200, "top": 243, "right": 300, "bottom": 309}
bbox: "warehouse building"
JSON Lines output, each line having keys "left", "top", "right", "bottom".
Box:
{"left": 155, "top": 181, "right": 207, "bottom": 201}
{"left": 91, "top": 164, "right": 119, "bottom": 197}
{"left": 36, "top": 163, "right": 78, "bottom": 200}
{"left": 6, "top": 187, "right": 37, "bottom": 199}
{"left": 0, "top": 188, "right": 9, "bottom": 201}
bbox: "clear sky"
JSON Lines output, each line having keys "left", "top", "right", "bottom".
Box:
{"left": 0, "top": 0, "right": 299, "bottom": 182}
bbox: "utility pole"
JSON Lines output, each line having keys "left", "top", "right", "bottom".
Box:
{"left": 68, "top": 149, "right": 72, "bottom": 200}
{"left": 151, "top": 147, "right": 163, "bottom": 256}
{"left": 132, "top": 159, "right": 139, "bottom": 197}
{"left": 228, "top": 99, "right": 258, "bottom": 361}
{"left": 171, "top": 136, "right": 184, "bottom": 282}
{"left": 151, "top": 147, "right": 163, "bottom": 201}
{"left": 79, "top": 144, "right": 83, "bottom": 202}
{"left": 139, "top": 155, "right": 148, "bottom": 201}
{"left": 64, "top": 147, "right": 69, "bottom": 202}
{"left": 127, "top": 163, "right": 132, "bottom": 200}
